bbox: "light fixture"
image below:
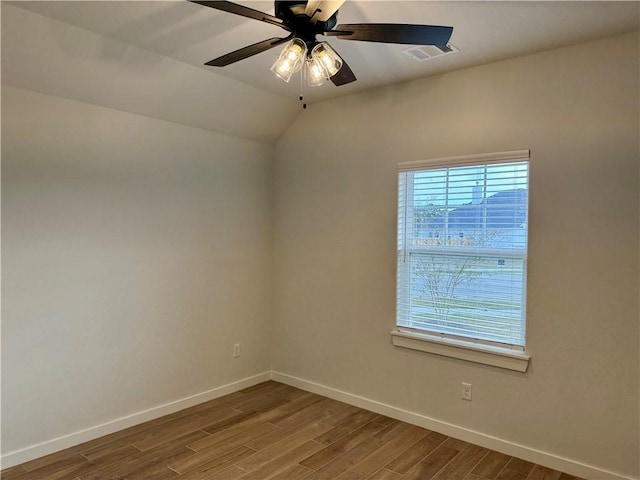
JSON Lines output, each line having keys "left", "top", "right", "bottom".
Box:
{"left": 271, "top": 39, "right": 344, "bottom": 88}
{"left": 310, "top": 42, "right": 342, "bottom": 78}
{"left": 270, "top": 38, "right": 307, "bottom": 82}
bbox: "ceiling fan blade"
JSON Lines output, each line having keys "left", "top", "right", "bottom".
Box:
{"left": 189, "top": 1, "right": 290, "bottom": 30}
{"left": 328, "top": 23, "right": 453, "bottom": 45}
{"left": 305, "top": 0, "right": 345, "bottom": 24}
{"left": 330, "top": 56, "right": 356, "bottom": 86}
{"left": 205, "top": 37, "right": 290, "bottom": 66}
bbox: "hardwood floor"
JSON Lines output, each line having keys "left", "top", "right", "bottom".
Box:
{"left": 1, "top": 381, "right": 584, "bottom": 480}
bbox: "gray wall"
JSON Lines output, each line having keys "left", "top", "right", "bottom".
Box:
{"left": 273, "top": 32, "right": 639, "bottom": 477}
{"left": 2, "top": 86, "right": 274, "bottom": 453}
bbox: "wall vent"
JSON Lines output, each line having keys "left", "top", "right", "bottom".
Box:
{"left": 402, "top": 43, "right": 459, "bottom": 61}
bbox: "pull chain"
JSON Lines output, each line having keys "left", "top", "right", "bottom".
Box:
{"left": 299, "top": 63, "right": 307, "bottom": 109}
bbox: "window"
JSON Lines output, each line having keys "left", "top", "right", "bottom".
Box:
{"left": 393, "top": 150, "right": 530, "bottom": 371}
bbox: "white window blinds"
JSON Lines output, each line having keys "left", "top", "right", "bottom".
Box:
{"left": 397, "top": 151, "right": 530, "bottom": 349}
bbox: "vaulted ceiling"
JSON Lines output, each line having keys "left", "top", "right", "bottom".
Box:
{"left": 3, "top": 1, "right": 639, "bottom": 141}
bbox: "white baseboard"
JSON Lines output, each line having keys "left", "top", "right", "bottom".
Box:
{"left": 270, "top": 371, "right": 635, "bottom": 480}
{"left": 1, "top": 372, "right": 271, "bottom": 470}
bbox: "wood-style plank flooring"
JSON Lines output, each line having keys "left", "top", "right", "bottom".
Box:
{"left": 1, "top": 381, "right": 585, "bottom": 480}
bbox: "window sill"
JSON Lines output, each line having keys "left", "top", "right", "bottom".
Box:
{"left": 390, "top": 330, "right": 530, "bottom": 372}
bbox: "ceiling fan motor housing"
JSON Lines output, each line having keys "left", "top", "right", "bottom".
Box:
{"left": 275, "top": 0, "right": 338, "bottom": 45}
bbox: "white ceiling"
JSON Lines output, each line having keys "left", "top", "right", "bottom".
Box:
{"left": 11, "top": 1, "right": 640, "bottom": 105}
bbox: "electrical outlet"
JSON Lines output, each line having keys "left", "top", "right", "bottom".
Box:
{"left": 462, "top": 382, "right": 472, "bottom": 401}
{"left": 233, "top": 343, "right": 241, "bottom": 358}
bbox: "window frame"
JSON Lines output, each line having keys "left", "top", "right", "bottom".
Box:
{"left": 392, "top": 150, "right": 531, "bottom": 372}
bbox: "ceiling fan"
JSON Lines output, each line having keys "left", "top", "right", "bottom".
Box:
{"left": 189, "top": 0, "right": 453, "bottom": 88}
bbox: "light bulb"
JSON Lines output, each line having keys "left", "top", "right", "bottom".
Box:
{"left": 285, "top": 46, "right": 303, "bottom": 61}
{"left": 276, "top": 60, "right": 293, "bottom": 75}
{"left": 270, "top": 38, "right": 307, "bottom": 82}
{"left": 306, "top": 57, "right": 327, "bottom": 86}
